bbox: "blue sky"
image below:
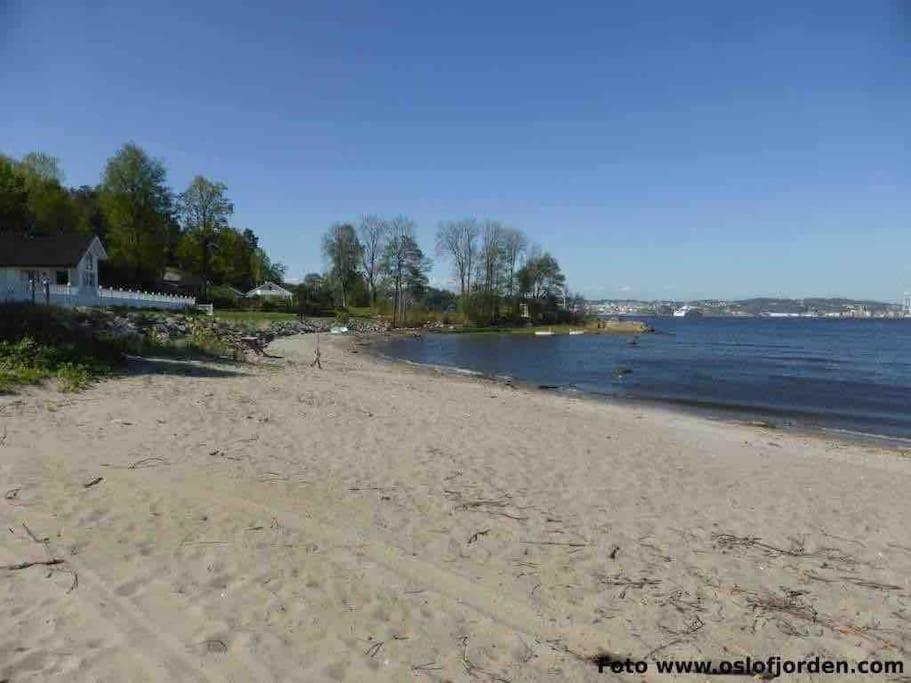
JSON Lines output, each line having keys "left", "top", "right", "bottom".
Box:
{"left": 2, "top": 1, "right": 909, "bottom": 301}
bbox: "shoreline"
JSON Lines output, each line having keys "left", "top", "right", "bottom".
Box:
{"left": 363, "top": 333, "right": 911, "bottom": 454}
{"left": 2, "top": 333, "right": 909, "bottom": 680}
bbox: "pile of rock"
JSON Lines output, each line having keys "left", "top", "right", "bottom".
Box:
{"left": 72, "top": 309, "right": 393, "bottom": 351}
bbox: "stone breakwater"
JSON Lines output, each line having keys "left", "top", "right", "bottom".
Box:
{"left": 71, "top": 309, "right": 390, "bottom": 346}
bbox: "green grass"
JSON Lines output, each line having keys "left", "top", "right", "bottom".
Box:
{"left": 214, "top": 310, "right": 298, "bottom": 322}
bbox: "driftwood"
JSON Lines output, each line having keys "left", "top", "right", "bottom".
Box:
{"left": 3, "top": 559, "right": 64, "bottom": 570}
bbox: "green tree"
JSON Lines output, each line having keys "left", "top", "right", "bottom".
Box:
{"left": 0, "top": 155, "right": 29, "bottom": 232}
{"left": 518, "top": 251, "right": 566, "bottom": 319}
{"left": 176, "top": 175, "right": 234, "bottom": 296}
{"left": 321, "top": 222, "right": 363, "bottom": 309}
{"left": 69, "top": 185, "right": 108, "bottom": 237}
{"left": 15, "top": 152, "right": 79, "bottom": 234}
{"left": 100, "top": 143, "right": 173, "bottom": 286}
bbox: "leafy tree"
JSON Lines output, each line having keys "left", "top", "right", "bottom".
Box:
{"left": 69, "top": 185, "right": 109, "bottom": 237}
{"left": 176, "top": 176, "right": 234, "bottom": 297}
{"left": 100, "top": 143, "right": 173, "bottom": 286}
{"left": 0, "top": 155, "right": 29, "bottom": 232}
{"left": 518, "top": 251, "right": 566, "bottom": 319}
{"left": 294, "top": 272, "right": 334, "bottom": 314}
{"left": 14, "top": 152, "right": 78, "bottom": 234}
{"left": 321, "top": 222, "right": 363, "bottom": 309}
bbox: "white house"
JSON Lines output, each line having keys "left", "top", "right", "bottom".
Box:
{"left": 0, "top": 232, "right": 107, "bottom": 292}
{"left": 0, "top": 233, "right": 195, "bottom": 309}
{"left": 245, "top": 281, "right": 294, "bottom": 300}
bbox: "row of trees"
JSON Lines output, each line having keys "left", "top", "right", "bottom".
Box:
{"left": 435, "top": 218, "right": 571, "bottom": 323}
{"left": 0, "top": 146, "right": 284, "bottom": 293}
{"left": 315, "top": 215, "right": 574, "bottom": 326}
{"left": 316, "top": 217, "right": 433, "bottom": 326}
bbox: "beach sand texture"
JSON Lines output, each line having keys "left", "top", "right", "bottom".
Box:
{"left": 1, "top": 334, "right": 909, "bottom": 681}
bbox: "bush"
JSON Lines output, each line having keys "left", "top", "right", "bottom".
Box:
{"left": 0, "top": 304, "right": 124, "bottom": 393}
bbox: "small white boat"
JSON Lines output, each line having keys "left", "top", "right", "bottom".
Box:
{"left": 534, "top": 328, "right": 554, "bottom": 336}
{"left": 568, "top": 329, "right": 585, "bottom": 335}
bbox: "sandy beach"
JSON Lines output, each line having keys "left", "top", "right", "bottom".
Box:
{"left": 1, "top": 333, "right": 909, "bottom": 681}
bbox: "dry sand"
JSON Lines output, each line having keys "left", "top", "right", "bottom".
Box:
{"left": 1, "top": 333, "right": 909, "bottom": 681}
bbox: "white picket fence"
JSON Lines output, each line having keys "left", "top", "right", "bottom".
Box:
{"left": 2, "top": 282, "right": 195, "bottom": 310}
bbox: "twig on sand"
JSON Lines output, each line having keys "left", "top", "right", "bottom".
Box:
{"left": 468, "top": 529, "right": 490, "bottom": 544}
{"left": 458, "top": 636, "right": 510, "bottom": 681}
{"left": 83, "top": 477, "right": 104, "bottom": 489}
{"left": 129, "top": 456, "right": 169, "bottom": 469}
{"left": 364, "top": 641, "right": 384, "bottom": 658}
{"left": 411, "top": 662, "right": 442, "bottom": 673}
{"left": 22, "top": 522, "right": 47, "bottom": 544}
{"left": 521, "top": 540, "right": 588, "bottom": 548}
{"left": 17, "top": 522, "right": 79, "bottom": 592}
{"left": 599, "top": 574, "right": 661, "bottom": 589}
{"left": 3, "top": 559, "right": 64, "bottom": 570}
{"left": 739, "top": 588, "right": 900, "bottom": 651}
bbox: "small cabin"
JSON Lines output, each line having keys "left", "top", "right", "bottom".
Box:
{"left": 245, "top": 281, "right": 294, "bottom": 300}
{"left": 0, "top": 232, "right": 107, "bottom": 293}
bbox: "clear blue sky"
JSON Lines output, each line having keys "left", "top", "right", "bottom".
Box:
{"left": 2, "top": 1, "right": 909, "bottom": 301}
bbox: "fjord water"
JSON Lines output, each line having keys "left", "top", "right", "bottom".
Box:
{"left": 381, "top": 318, "right": 911, "bottom": 440}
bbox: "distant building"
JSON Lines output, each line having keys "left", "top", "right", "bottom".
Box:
{"left": 246, "top": 281, "right": 294, "bottom": 300}
{"left": 158, "top": 267, "right": 205, "bottom": 298}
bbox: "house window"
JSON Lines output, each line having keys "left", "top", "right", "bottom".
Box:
{"left": 56, "top": 270, "right": 68, "bottom": 285}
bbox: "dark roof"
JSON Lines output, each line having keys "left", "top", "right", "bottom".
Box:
{"left": 0, "top": 232, "right": 99, "bottom": 267}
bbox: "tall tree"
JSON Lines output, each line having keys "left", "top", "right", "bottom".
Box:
{"left": 100, "top": 143, "right": 173, "bottom": 285}
{"left": 321, "top": 222, "right": 363, "bottom": 309}
{"left": 357, "top": 214, "right": 387, "bottom": 307}
{"left": 176, "top": 175, "right": 234, "bottom": 296}
{"left": 435, "top": 218, "right": 478, "bottom": 300}
{"left": 502, "top": 227, "right": 528, "bottom": 313}
{"left": 381, "top": 216, "right": 429, "bottom": 327}
{"left": 477, "top": 220, "right": 506, "bottom": 322}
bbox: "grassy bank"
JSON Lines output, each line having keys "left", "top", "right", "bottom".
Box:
{"left": 0, "top": 304, "right": 238, "bottom": 394}
{"left": 0, "top": 304, "right": 126, "bottom": 393}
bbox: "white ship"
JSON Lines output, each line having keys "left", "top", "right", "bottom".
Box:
{"left": 673, "top": 305, "right": 702, "bottom": 318}
{"left": 673, "top": 305, "right": 691, "bottom": 317}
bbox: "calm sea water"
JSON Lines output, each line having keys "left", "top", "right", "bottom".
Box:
{"left": 379, "top": 318, "right": 911, "bottom": 440}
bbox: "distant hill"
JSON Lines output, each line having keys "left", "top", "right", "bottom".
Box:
{"left": 731, "top": 298, "right": 893, "bottom": 315}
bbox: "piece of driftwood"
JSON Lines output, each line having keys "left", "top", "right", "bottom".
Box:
{"left": 3, "top": 559, "right": 64, "bottom": 570}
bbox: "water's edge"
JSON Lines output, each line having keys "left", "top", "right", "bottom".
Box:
{"left": 364, "top": 334, "right": 911, "bottom": 452}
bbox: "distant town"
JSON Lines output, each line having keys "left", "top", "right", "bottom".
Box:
{"left": 587, "top": 295, "right": 911, "bottom": 319}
